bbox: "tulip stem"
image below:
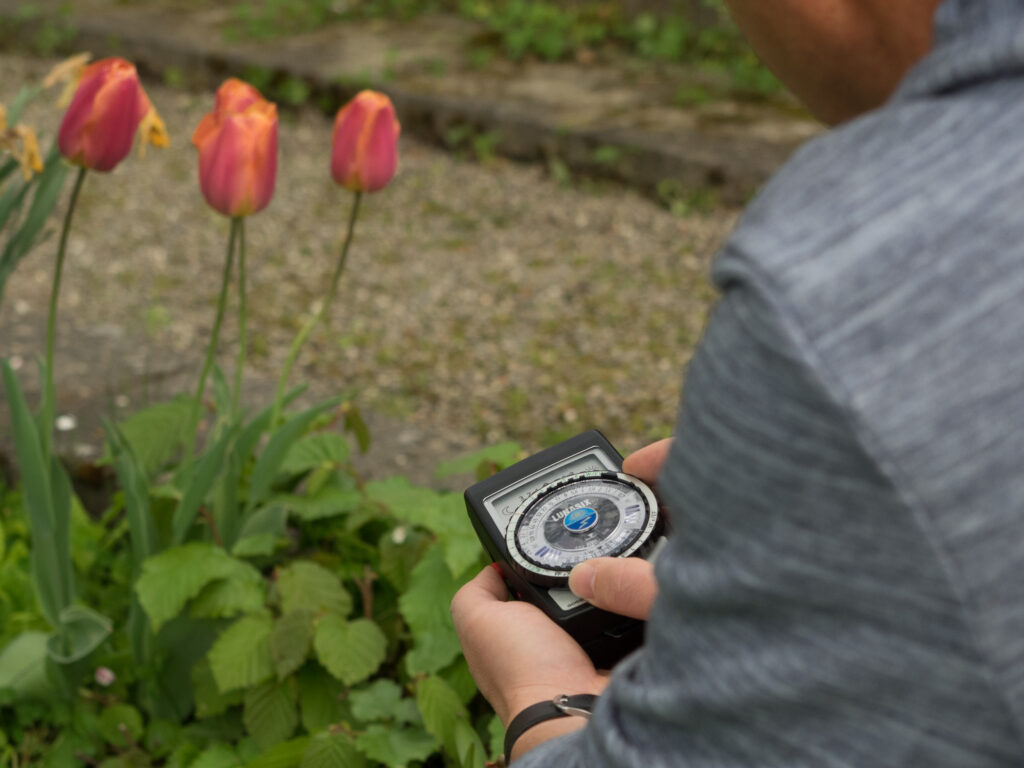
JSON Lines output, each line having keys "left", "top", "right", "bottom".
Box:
{"left": 42, "top": 166, "right": 87, "bottom": 463}
{"left": 184, "top": 218, "right": 239, "bottom": 468}
{"left": 269, "top": 191, "right": 362, "bottom": 431}
{"left": 232, "top": 217, "right": 247, "bottom": 421}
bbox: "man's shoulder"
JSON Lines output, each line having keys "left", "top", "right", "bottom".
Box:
{"left": 709, "top": 78, "right": 1024, "bottom": 577}
{"left": 719, "top": 79, "right": 1024, "bottom": 316}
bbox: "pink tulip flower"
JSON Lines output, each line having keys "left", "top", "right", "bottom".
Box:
{"left": 331, "top": 90, "right": 401, "bottom": 193}
{"left": 192, "top": 79, "right": 278, "bottom": 217}
{"left": 57, "top": 58, "right": 166, "bottom": 172}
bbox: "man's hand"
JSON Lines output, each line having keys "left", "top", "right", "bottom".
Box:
{"left": 568, "top": 438, "right": 671, "bottom": 621}
{"left": 450, "top": 438, "right": 673, "bottom": 759}
{"left": 450, "top": 565, "right": 607, "bottom": 725}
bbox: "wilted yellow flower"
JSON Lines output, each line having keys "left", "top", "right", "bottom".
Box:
{"left": 0, "top": 124, "right": 44, "bottom": 180}
{"left": 43, "top": 52, "right": 92, "bottom": 107}
{"left": 138, "top": 107, "right": 170, "bottom": 158}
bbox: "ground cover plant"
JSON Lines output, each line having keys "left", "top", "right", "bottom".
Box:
{"left": 0, "top": 55, "right": 518, "bottom": 767}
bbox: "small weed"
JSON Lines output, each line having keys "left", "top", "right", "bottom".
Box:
{"left": 162, "top": 66, "right": 186, "bottom": 89}
{"left": 547, "top": 156, "right": 572, "bottom": 187}
{"left": 591, "top": 145, "right": 623, "bottom": 168}
{"left": 275, "top": 76, "right": 313, "bottom": 107}
{"left": 674, "top": 84, "right": 713, "bottom": 108}
{"left": 471, "top": 130, "right": 501, "bottom": 164}
{"left": 657, "top": 179, "right": 721, "bottom": 217}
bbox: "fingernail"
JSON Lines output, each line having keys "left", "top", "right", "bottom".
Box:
{"left": 569, "top": 562, "right": 596, "bottom": 600}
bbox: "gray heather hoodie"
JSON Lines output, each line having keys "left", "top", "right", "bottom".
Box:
{"left": 517, "top": 0, "right": 1024, "bottom": 765}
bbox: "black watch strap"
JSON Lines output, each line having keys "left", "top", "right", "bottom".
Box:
{"left": 503, "top": 694, "right": 598, "bottom": 763}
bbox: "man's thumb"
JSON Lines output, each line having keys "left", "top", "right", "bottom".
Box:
{"left": 568, "top": 558, "right": 656, "bottom": 620}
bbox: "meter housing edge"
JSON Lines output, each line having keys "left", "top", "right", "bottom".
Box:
{"left": 463, "top": 430, "right": 666, "bottom": 668}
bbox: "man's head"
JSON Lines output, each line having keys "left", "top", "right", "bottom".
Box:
{"left": 722, "top": 0, "right": 943, "bottom": 124}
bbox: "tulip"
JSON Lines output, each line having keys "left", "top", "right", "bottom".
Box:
{"left": 331, "top": 90, "right": 400, "bottom": 192}
{"left": 192, "top": 79, "right": 278, "bottom": 218}
{"left": 57, "top": 58, "right": 166, "bottom": 172}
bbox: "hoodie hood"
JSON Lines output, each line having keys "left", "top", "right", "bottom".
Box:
{"left": 897, "top": 0, "right": 1024, "bottom": 98}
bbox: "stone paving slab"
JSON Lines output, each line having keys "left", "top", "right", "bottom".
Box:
{"left": 0, "top": 0, "right": 820, "bottom": 204}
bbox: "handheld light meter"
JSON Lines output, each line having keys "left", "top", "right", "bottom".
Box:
{"left": 464, "top": 430, "right": 666, "bottom": 668}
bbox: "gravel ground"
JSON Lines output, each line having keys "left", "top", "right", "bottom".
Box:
{"left": 0, "top": 52, "right": 739, "bottom": 482}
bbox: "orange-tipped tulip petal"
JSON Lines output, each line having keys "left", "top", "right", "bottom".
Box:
{"left": 192, "top": 79, "right": 278, "bottom": 218}
{"left": 57, "top": 58, "right": 158, "bottom": 172}
{"left": 331, "top": 91, "right": 400, "bottom": 193}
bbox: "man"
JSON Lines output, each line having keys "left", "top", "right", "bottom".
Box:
{"left": 452, "top": 0, "right": 1024, "bottom": 765}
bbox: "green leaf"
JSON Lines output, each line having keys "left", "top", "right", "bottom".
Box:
{"left": 6, "top": 85, "right": 42, "bottom": 125}
{"left": 1, "top": 362, "right": 64, "bottom": 626}
{"left": 0, "top": 143, "right": 69, "bottom": 304}
{"left": 112, "top": 396, "right": 193, "bottom": 477}
{"left": 104, "top": 420, "right": 158, "bottom": 566}
{"left": 440, "top": 657, "right": 478, "bottom": 705}
{"left": 377, "top": 528, "right": 430, "bottom": 593}
{"left": 244, "top": 679, "right": 298, "bottom": 750}
{"left": 280, "top": 432, "right": 350, "bottom": 476}
{"left": 248, "top": 398, "right": 342, "bottom": 513}
{"left": 136, "top": 543, "right": 255, "bottom": 632}
{"left": 212, "top": 365, "right": 231, "bottom": 423}
{"left": 393, "top": 698, "right": 422, "bottom": 725}
{"left": 144, "top": 718, "right": 180, "bottom": 758}
{"left": 366, "top": 479, "right": 481, "bottom": 577}
{"left": 0, "top": 631, "right": 51, "bottom": 701}
{"left": 98, "top": 704, "right": 144, "bottom": 748}
{"left": 342, "top": 405, "right": 371, "bottom": 454}
{"left": 272, "top": 486, "right": 363, "bottom": 522}
{"left": 207, "top": 612, "right": 274, "bottom": 693}
{"left": 454, "top": 719, "right": 486, "bottom": 768}
{"left": 191, "top": 658, "right": 243, "bottom": 719}
{"left": 232, "top": 505, "right": 287, "bottom": 557}
{"left": 69, "top": 495, "right": 102, "bottom": 573}
{"left": 276, "top": 561, "right": 352, "bottom": 618}
{"left": 302, "top": 731, "right": 365, "bottom": 768}
{"left": 298, "top": 664, "right": 344, "bottom": 732}
{"left": 47, "top": 604, "right": 113, "bottom": 664}
{"left": 486, "top": 714, "right": 504, "bottom": 762}
{"left": 231, "top": 533, "right": 278, "bottom": 558}
{"left": 189, "top": 573, "right": 266, "bottom": 621}
{"left": 269, "top": 611, "right": 314, "bottom": 680}
{"left": 349, "top": 679, "right": 401, "bottom": 723}
{"left": 435, "top": 442, "right": 523, "bottom": 478}
{"left": 172, "top": 425, "right": 236, "bottom": 545}
{"left": 246, "top": 737, "right": 311, "bottom": 768}
{"left": 188, "top": 744, "right": 241, "bottom": 768}
{"left": 215, "top": 444, "right": 242, "bottom": 549}
{"left": 415, "top": 675, "right": 468, "bottom": 756}
{"left": 147, "top": 615, "right": 219, "bottom": 721}
{"left": 314, "top": 616, "right": 386, "bottom": 686}
{"left": 398, "top": 546, "right": 462, "bottom": 675}
{"left": 355, "top": 724, "right": 438, "bottom": 767}
{"left": 232, "top": 386, "right": 307, "bottom": 470}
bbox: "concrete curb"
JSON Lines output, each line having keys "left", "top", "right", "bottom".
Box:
{"left": 1, "top": 0, "right": 820, "bottom": 204}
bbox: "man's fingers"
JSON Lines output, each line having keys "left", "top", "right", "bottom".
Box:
{"left": 568, "top": 558, "right": 657, "bottom": 620}
{"left": 451, "top": 565, "right": 509, "bottom": 624}
{"left": 622, "top": 438, "right": 673, "bottom": 484}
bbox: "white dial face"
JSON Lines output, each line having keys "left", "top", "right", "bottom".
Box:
{"left": 506, "top": 472, "right": 658, "bottom": 581}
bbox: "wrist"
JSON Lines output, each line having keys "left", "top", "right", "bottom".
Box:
{"left": 508, "top": 714, "right": 587, "bottom": 762}
{"left": 504, "top": 693, "right": 599, "bottom": 764}
{"left": 503, "top": 677, "right": 606, "bottom": 726}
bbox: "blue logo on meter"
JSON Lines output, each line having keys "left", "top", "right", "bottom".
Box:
{"left": 564, "top": 506, "right": 598, "bottom": 533}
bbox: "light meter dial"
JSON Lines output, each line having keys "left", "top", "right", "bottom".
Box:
{"left": 505, "top": 470, "right": 660, "bottom": 588}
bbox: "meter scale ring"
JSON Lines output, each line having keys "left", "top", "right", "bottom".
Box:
{"left": 505, "top": 471, "right": 659, "bottom": 587}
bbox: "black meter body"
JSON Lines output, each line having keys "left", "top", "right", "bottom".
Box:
{"left": 464, "top": 430, "right": 666, "bottom": 668}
